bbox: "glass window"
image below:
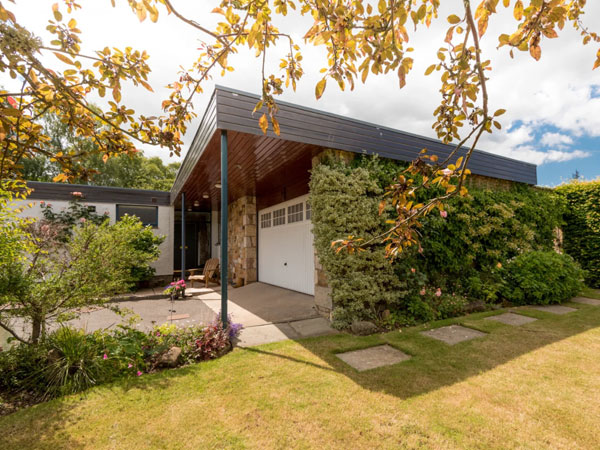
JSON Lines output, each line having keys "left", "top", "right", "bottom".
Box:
{"left": 273, "top": 208, "right": 286, "bottom": 226}
{"left": 287, "top": 202, "right": 303, "bottom": 223}
{"left": 116, "top": 205, "right": 158, "bottom": 227}
{"left": 306, "top": 201, "right": 311, "bottom": 221}
{"left": 260, "top": 212, "right": 271, "bottom": 229}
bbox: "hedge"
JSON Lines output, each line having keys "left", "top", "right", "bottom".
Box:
{"left": 556, "top": 180, "right": 600, "bottom": 288}
{"left": 310, "top": 154, "right": 566, "bottom": 327}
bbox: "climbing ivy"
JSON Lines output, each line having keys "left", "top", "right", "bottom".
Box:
{"left": 556, "top": 180, "right": 600, "bottom": 288}
{"left": 310, "top": 154, "right": 565, "bottom": 328}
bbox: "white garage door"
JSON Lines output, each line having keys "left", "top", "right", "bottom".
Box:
{"left": 258, "top": 194, "right": 314, "bottom": 295}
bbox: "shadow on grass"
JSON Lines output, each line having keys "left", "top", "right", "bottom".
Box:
{"left": 0, "top": 396, "right": 84, "bottom": 450}
{"left": 246, "top": 303, "right": 600, "bottom": 401}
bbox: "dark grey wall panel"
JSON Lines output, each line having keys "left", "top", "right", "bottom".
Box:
{"left": 214, "top": 86, "right": 537, "bottom": 185}
{"left": 26, "top": 181, "right": 170, "bottom": 206}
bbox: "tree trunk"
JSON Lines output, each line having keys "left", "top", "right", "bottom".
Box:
{"left": 31, "top": 316, "right": 42, "bottom": 344}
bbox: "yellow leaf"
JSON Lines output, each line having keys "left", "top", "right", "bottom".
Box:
{"left": 53, "top": 52, "right": 74, "bottom": 65}
{"left": 447, "top": 14, "right": 461, "bottom": 24}
{"left": 529, "top": 44, "right": 541, "bottom": 61}
{"left": 424, "top": 64, "right": 436, "bottom": 75}
{"left": 272, "top": 117, "right": 280, "bottom": 136}
{"left": 455, "top": 156, "right": 463, "bottom": 168}
{"left": 514, "top": 0, "right": 523, "bottom": 20}
{"left": 259, "top": 114, "right": 268, "bottom": 134}
{"left": 315, "top": 78, "right": 326, "bottom": 100}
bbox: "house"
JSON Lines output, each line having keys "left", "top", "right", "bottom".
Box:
{"left": 21, "top": 85, "right": 537, "bottom": 316}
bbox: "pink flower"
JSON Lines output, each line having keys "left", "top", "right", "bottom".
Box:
{"left": 80, "top": 217, "right": 86, "bottom": 223}
{"left": 418, "top": 247, "right": 423, "bottom": 254}
{"left": 137, "top": 371, "right": 142, "bottom": 376}
{"left": 440, "top": 210, "right": 448, "bottom": 218}
{"left": 71, "top": 191, "right": 83, "bottom": 197}
{"left": 420, "top": 288, "right": 426, "bottom": 296}
{"left": 435, "top": 288, "right": 442, "bottom": 297}
{"left": 103, "top": 353, "right": 108, "bottom": 360}
{"left": 128, "top": 363, "right": 133, "bottom": 368}
{"left": 40, "top": 201, "right": 45, "bottom": 205}
{"left": 411, "top": 268, "right": 416, "bottom": 273}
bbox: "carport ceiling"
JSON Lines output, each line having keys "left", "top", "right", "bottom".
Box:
{"left": 174, "top": 130, "right": 322, "bottom": 211}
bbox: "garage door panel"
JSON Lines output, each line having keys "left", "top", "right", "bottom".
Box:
{"left": 258, "top": 195, "right": 314, "bottom": 295}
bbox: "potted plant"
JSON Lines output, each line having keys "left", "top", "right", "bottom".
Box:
{"left": 164, "top": 279, "right": 186, "bottom": 300}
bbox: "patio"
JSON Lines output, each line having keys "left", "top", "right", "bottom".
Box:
{"left": 68, "top": 283, "right": 335, "bottom": 347}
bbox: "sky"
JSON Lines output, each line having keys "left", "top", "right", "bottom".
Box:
{"left": 2, "top": 1, "right": 599, "bottom": 186}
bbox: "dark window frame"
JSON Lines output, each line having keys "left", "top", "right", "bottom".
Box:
{"left": 116, "top": 204, "right": 159, "bottom": 228}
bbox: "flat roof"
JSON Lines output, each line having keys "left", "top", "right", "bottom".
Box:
{"left": 171, "top": 86, "right": 537, "bottom": 202}
{"left": 25, "top": 181, "right": 171, "bottom": 206}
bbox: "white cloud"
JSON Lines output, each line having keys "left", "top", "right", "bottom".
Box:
{"left": 1, "top": 0, "right": 599, "bottom": 169}
{"left": 540, "top": 132, "right": 574, "bottom": 148}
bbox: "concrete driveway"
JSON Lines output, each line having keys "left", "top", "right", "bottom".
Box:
{"left": 63, "top": 282, "right": 337, "bottom": 347}
{"left": 191, "top": 283, "right": 337, "bottom": 346}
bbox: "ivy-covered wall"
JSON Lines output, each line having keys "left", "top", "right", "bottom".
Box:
{"left": 556, "top": 180, "right": 600, "bottom": 287}
{"left": 310, "top": 154, "right": 565, "bottom": 328}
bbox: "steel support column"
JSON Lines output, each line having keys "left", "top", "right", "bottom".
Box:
{"left": 180, "top": 192, "right": 185, "bottom": 282}
{"left": 220, "top": 130, "right": 228, "bottom": 328}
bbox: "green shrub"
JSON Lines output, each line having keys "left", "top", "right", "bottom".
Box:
{"left": 39, "top": 327, "right": 110, "bottom": 398}
{"left": 500, "top": 251, "right": 585, "bottom": 305}
{"left": 556, "top": 180, "right": 600, "bottom": 288}
{"left": 310, "top": 153, "right": 565, "bottom": 327}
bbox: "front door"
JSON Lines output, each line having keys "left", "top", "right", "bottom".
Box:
{"left": 174, "top": 222, "right": 198, "bottom": 271}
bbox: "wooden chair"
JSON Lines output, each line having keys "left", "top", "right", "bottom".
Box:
{"left": 188, "top": 258, "right": 220, "bottom": 288}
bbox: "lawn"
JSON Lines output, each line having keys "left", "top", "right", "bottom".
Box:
{"left": 581, "top": 287, "right": 600, "bottom": 300}
{"left": 1, "top": 302, "right": 600, "bottom": 449}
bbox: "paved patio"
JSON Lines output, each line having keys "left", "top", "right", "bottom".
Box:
{"left": 67, "top": 282, "right": 335, "bottom": 346}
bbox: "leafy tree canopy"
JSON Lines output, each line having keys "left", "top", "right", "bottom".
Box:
{"left": 1, "top": 0, "right": 598, "bottom": 253}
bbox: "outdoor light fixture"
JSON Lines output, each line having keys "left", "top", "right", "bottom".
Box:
{"left": 193, "top": 200, "right": 200, "bottom": 207}
{"left": 215, "top": 183, "right": 222, "bottom": 189}
{"left": 202, "top": 193, "right": 209, "bottom": 199}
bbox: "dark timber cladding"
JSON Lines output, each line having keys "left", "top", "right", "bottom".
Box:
{"left": 215, "top": 86, "right": 537, "bottom": 184}
{"left": 170, "top": 85, "right": 537, "bottom": 208}
{"left": 26, "top": 181, "right": 171, "bottom": 206}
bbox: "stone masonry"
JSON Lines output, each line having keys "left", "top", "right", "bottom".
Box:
{"left": 228, "top": 196, "right": 257, "bottom": 287}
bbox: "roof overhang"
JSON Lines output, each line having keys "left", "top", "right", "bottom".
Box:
{"left": 171, "top": 85, "right": 537, "bottom": 209}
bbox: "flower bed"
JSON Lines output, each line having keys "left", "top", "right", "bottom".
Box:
{"left": 0, "top": 316, "right": 242, "bottom": 415}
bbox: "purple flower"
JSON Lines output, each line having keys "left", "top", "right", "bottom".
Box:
{"left": 137, "top": 371, "right": 142, "bottom": 376}
{"left": 103, "top": 353, "right": 108, "bottom": 360}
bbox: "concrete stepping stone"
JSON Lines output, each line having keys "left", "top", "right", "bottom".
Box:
{"left": 530, "top": 305, "right": 577, "bottom": 315}
{"left": 571, "top": 297, "right": 600, "bottom": 306}
{"left": 336, "top": 345, "right": 410, "bottom": 371}
{"left": 485, "top": 312, "right": 537, "bottom": 326}
{"left": 421, "top": 325, "right": 486, "bottom": 345}
{"left": 289, "top": 317, "right": 338, "bottom": 338}
{"left": 236, "top": 323, "right": 299, "bottom": 347}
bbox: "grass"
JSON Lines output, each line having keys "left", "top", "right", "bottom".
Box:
{"left": 1, "top": 302, "right": 600, "bottom": 449}
{"left": 581, "top": 286, "right": 600, "bottom": 300}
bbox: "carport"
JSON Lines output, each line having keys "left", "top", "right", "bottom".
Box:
{"left": 171, "top": 85, "right": 538, "bottom": 325}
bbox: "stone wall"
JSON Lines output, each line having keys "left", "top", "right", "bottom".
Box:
{"left": 227, "top": 196, "right": 257, "bottom": 287}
